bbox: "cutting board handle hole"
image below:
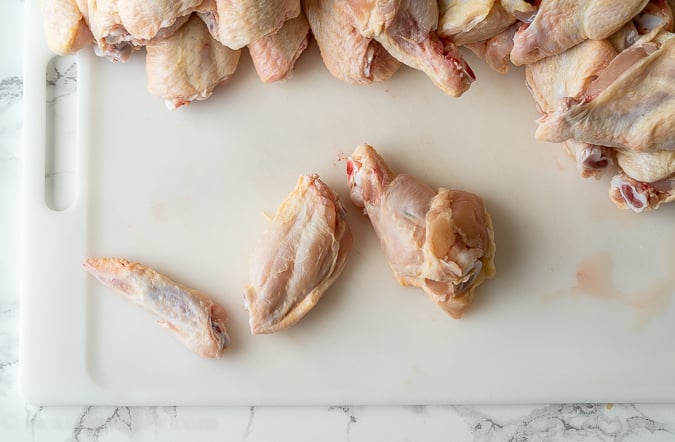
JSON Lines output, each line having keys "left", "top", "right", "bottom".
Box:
{"left": 44, "top": 56, "right": 78, "bottom": 211}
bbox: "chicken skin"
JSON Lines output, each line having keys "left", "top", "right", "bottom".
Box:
{"left": 347, "top": 144, "right": 495, "bottom": 318}
{"left": 40, "top": 0, "right": 93, "bottom": 55}
{"left": 146, "top": 15, "right": 241, "bottom": 109}
{"left": 117, "top": 0, "right": 203, "bottom": 41}
{"left": 536, "top": 32, "right": 675, "bottom": 152}
{"left": 438, "top": 0, "right": 534, "bottom": 46}
{"left": 304, "top": 0, "right": 400, "bottom": 84}
{"left": 83, "top": 258, "right": 230, "bottom": 358}
{"left": 198, "top": 0, "right": 301, "bottom": 49}
{"left": 74, "top": 0, "right": 201, "bottom": 61}
{"left": 511, "top": 0, "right": 649, "bottom": 65}
{"left": 245, "top": 175, "right": 352, "bottom": 334}
{"left": 248, "top": 11, "right": 310, "bottom": 83}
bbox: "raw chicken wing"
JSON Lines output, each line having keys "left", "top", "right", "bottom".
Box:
{"left": 525, "top": 39, "right": 618, "bottom": 177}
{"left": 511, "top": 0, "right": 649, "bottom": 65}
{"left": 40, "top": 0, "right": 93, "bottom": 55}
{"left": 370, "top": 0, "right": 475, "bottom": 96}
{"left": 536, "top": 32, "right": 675, "bottom": 152}
{"left": 245, "top": 175, "right": 352, "bottom": 334}
{"left": 248, "top": 11, "right": 310, "bottom": 83}
{"left": 347, "top": 144, "right": 495, "bottom": 318}
{"left": 76, "top": 0, "right": 135, "bottom": 61}
{"left": 117, "top": 0, "right": 203, "bottom": 41}
{"left": 198, "top": 0, "right": 301, "bottom": 49}
{"left": 303, "top": 0, "right": 400, "bottom": 84}
{"left": 146, "top": 15, "right": 241, "bottom": 109}
{"left": 83, "top": 257, "right": 230, "bottom": 358}
{"left": 438, "top": 0, "right": 533, "bottom": 46}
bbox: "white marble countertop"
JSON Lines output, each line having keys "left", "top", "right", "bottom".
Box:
{"left": 2, "top": 1, "right": 675, "bottom": 440}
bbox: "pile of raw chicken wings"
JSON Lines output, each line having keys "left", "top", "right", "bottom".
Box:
{"left": 42, "top": 0, "right": 675, "bottom": 212}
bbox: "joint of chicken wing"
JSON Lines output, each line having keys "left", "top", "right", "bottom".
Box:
{"left": 245, "top": 174, "right": 352, "bottom": 334}
{"left": 347, "top": 144, "right": 495, "bottom": 318}
{"left": 610, "top": 173, "right": 675, "bottom": 212}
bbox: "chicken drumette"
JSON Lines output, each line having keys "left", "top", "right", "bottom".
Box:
{"left": 347, "top": 144, "right": 495, "bottom": 318}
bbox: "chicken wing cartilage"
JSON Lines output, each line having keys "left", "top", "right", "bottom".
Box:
{"left": 347, "top": 144, "right": 496, "bottom": 318}
{"left": 146, "top": 15, "right": 241, "bottom": 109}
{"left": 83, "top": 258, "right": 230, "bottom": 358}
{"left": 610, "top": 173, "right": 675, "bottom": 212}
{"left": 371, "top": 0, "right": 475, "bottom": 97}
{"left": 245, "top": 175, "right": 352, "bottom": 335}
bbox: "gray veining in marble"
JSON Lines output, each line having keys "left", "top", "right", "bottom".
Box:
{"left": 46, "top": 58, "right": 77, "bottom": 104}
{"left": 0, "top": 77, "right": 22, "bottom": 113}
{"left": 455, "top": 404, "right": 673, "bottom": 441}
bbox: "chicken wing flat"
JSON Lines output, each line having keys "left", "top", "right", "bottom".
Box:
{"left": 198, "top": 0, "right": 300, "bottom": 49}
{"left": 245, "top": 175, "right": 352, "bottom": 334}
{"left": 304, "top": 0, "right": 400, "bottom": 84}
{"left": 536, "top": 32, "right": 675, "bottom": 152}
{"left": 40, "top": 0, "right": 93, "bottom": 55}
{"left": 146, "top": 15, "right": 241, "bottom": 109}
{"left": 248, "top": 11, "right": 310, "bottom": 83}
{"left": 347, "top": 144, "right": 495, "bottom": 318}
{"left": 83, "top": 257, "right": 230, "bottom": 358}
{"left": 511, "top": 0, "right": 649, "bottom": 65}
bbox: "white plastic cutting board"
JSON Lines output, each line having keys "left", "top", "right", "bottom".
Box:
{"left": 21, "top": 0, "right": 675, "bottom": 405}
